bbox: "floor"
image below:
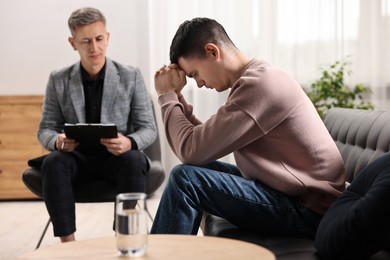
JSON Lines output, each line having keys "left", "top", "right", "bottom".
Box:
{"left": 0, "top": 194, "right": 162, "bottom": 260}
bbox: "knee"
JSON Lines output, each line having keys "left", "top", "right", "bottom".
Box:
{"left": 41, "top": 151, "right": 62, "bottom": 167}
{"left": 170, "top": 164, "right": 188, "bottom": 178}
{"left": 118, "top": 150, "right": 147, "bottom": 167}
{"left": 41, "top": 151, "right": 74, "bottom": 179}
{"left": 168, "top": 164, "right": 195, "bottom": 188}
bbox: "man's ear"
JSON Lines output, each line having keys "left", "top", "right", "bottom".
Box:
{"left": 205, "top": 43, "right": 219, "bottom": 59}
{"left": 106, "top": 32, "right": 110, "bottom": 44}
{"left": 68, "top": 37, "right": 77, "bottom": 50}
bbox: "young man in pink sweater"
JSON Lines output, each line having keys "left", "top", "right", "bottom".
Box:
{"left": 151, "top": 17, "right": 346, "bottom": 238}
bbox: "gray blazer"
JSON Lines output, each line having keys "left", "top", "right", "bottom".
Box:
{"left": 38, "top": 58, "right": 157, "bottom": 152}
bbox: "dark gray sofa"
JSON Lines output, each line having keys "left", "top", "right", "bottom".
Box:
{"left": 202, "top": 108, "right": 390, "bottom": 260}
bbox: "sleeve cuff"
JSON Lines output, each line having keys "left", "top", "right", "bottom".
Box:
{"left": 128, "top": 136, "right": 138, "bottom": 150}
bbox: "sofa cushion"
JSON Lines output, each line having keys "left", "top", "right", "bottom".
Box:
{"left": 323, "top": 108, "right": 390, "bottom": 182}
{"left": 203, "top": 213, "right": 320, "bottom": 260}
{"left": 314, "top": 152, "right": 390, "bottom": 259}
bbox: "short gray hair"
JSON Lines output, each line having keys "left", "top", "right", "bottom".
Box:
{"left": 68, "top": 7, "right": 106, "bottom": 34}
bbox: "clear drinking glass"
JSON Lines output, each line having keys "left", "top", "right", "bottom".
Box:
{"left": 115, "top": 193, "right": 148, "bottom": 257}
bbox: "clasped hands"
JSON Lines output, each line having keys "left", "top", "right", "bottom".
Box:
{"left": 154, "top": 64, "right": 187, "bottom": 97}
{"left": 56, "top": 133, "right": 132, "bottom": 156}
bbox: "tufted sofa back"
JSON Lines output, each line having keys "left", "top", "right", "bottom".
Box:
{"left": 323, "top": 108, "right": 390, "bottom": 182}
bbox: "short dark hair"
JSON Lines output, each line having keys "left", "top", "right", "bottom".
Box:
{"left": 68, "top": 7, "right": 106, "bottom": 35}
{"left": 169, "top": 17, "right": 236, "bottom": 64}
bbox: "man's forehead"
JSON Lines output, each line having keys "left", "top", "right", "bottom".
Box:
{"left": 177, "top": 57, "right": 192, "bottom": 76}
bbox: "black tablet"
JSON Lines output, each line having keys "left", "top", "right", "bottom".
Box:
{"left": 63, "top": 123, "right": 118, "bottom": 143}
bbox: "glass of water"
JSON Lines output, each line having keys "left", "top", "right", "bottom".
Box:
{"left": 115, "top": 193, "right": 148, "bottom": 257}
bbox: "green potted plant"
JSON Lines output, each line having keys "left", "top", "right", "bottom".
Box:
{"left": 304, "top": 58, "right": 374, "bottom": 118}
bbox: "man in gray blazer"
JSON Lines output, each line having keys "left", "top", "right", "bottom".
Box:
{"left": 38, "top": 7, "right": 157, "bottom": 243}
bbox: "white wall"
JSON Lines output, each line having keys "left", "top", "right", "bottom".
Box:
{"left": 0, "top": 0, "right": 179, "bottom": 172}
{"left": 0, "top": 0, "right": 151, "bottom": 95}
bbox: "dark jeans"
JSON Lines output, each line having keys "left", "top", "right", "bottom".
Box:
{"left": 151, "top": 161, "right": 322, "bottom": 238}
{"left": 41, "top": 149, "right": 148, "bottom": 237}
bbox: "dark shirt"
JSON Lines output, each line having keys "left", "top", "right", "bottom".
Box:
{"left": 81, "top": 64, "right": 105, "bottom": 123}
{"left": 80, "top": 63, "right": 138, "bottom": 152}
{"left": 79, "top": 64, "right": 106, "bottom": 155}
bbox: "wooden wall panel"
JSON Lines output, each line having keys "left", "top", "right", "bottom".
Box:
{"left": 0, "top": 96, "right": 45, "bottom": 200}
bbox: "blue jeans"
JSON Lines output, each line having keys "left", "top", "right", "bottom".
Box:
{"left": 151, "top": 161, "right": 322, "bottom": 238}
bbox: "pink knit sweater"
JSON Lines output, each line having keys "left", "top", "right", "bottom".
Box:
{"left": 158, "top": 59, "right": 346, "bottom": 215}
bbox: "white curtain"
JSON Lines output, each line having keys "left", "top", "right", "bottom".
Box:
{"left": 142, "top": 0, "right": 390, "bottom": 172}
{"left": 3, "top": 0, "right": 388, "bottom": 172}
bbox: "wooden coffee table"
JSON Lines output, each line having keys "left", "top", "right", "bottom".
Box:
{"left": 17, "top": 234, "right": 275, "bottom": 259}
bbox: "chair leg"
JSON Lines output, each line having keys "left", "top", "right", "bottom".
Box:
{"left": 36, "top": 218, "right": 51, "bottom": 250}
{"left": 145, "top": 200, "right": 154, "bottom": 222}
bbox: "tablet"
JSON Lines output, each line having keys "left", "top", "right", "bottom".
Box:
{"left": 64, "top": 123, "right": 118, "bottom": 143}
